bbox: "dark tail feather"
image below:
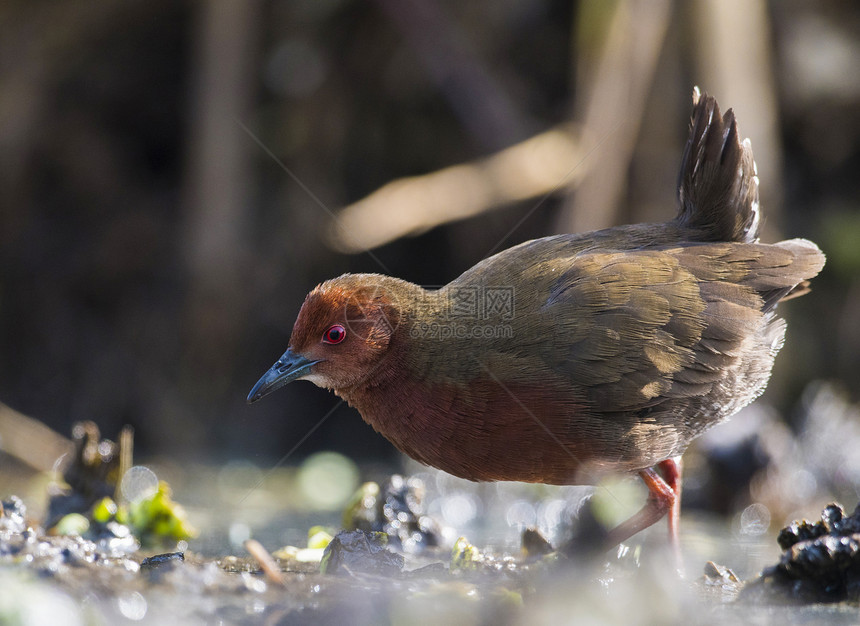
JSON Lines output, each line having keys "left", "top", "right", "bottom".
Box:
{"left": 675, "top": 87, "right": 760, "bottom": 244}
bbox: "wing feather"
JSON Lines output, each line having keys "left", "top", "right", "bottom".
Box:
{"left": 538, "top": 240, "right": 822, "bottom": 414}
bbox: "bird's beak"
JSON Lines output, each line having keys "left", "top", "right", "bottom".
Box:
{"left": 246, "top": 348, "right": 320, "bottom": 404}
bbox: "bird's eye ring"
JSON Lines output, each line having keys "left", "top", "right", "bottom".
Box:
{"left": 322, "top": 324, "right": 346, "bottom": 344}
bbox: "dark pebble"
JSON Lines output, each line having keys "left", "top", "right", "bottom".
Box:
{"left": 320, "top": 530, "right": 404, "bottom": 576}
{"left": 140, "top": 551, "right": 185, "bottom": 571}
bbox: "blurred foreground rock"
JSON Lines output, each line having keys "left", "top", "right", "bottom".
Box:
{"left": 743, "top": 502, "right": 860, "bottom": 603}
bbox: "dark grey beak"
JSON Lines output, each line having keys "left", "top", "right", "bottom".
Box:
{"left": 247, "top": 349, "right": 320, "bottom": 404}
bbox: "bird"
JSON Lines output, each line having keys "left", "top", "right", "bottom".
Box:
{"left": 248, "top": 88, "right": 825, "bottom": 554}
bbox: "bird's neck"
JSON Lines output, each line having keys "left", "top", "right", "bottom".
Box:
{"left": 333, "top": 288, "right": 488, "bottom": 468}
{"left": 333, "top": 344, "right": 462, "bottom": 470}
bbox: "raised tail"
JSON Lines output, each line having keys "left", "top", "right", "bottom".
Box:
{"left": 675, "top": 87, "right": 760, "bottom": 243}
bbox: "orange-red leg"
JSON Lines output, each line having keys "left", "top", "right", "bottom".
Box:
{"left": 659, "top": 456, "right": 683, "bottom": 557}
{"left": 563, "top": 456, "right": 684, "bottom": 565}
{"left": 605, "top": 456, "right": 683, "bottom": 565}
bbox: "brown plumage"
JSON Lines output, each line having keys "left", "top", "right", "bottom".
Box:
{"left": 248, "top": 89, "right": 825, "bottom": 551}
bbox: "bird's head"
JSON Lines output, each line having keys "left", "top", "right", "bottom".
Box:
{"left": 247, "top": 274, "right": 407, "bottom": 402}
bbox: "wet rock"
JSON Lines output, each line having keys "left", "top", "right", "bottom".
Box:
{"left": 449, "top": 536, "right": 526, "bottom": 577}
{"left": 1, "top": 514, "right": 141, "bottom": 585}
{"left": 320, "top": 530, "right": 404, "bottom": 576}
{"left": 343, "top": 482, "right": 380, "bottom": 531}
{"left": 141, "top": 551, "right": 185, "bottom": 570}
{"left": 0, "top": 499, "right": 32, "bottom": 559}
{"left": 742, "top": 501, "right": 860, "bottom": 603}
{"left": 777, "top": 519, "right": 829, "bottom": 551}
{"left": 703, "top": 560, "right": 740, "bottom": 584}
{"left": 697, "top": 560, "right": 742, "bottom": 603}
{"left": 343, "top": 475, "right": 441, "bottom": 553}
{"left": 450, "top": 536, "right": 483, "bottom": 572}
{"left": 521, "top": 527, "right": 553, "bottom": 559}
{"left": 140, "top": 551, "right": 186, "bottom": 583}
{"left": 1, "top": 496, "right": 27, "bottom": 534}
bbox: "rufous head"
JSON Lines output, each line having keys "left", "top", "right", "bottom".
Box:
{"left": 247, "top": 274, "right": 404, "bottom": 401}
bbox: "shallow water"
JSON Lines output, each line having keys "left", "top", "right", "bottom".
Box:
{"left": 3, "top": 449, "right": 858, "bottom": 625}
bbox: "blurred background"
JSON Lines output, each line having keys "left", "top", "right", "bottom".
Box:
{"left": 0, "top": 0, "right": 858, "bottom": 547}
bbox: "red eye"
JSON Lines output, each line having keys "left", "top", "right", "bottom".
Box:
{"left": 322, "top": 324, "right": 346, "bottom": 344}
